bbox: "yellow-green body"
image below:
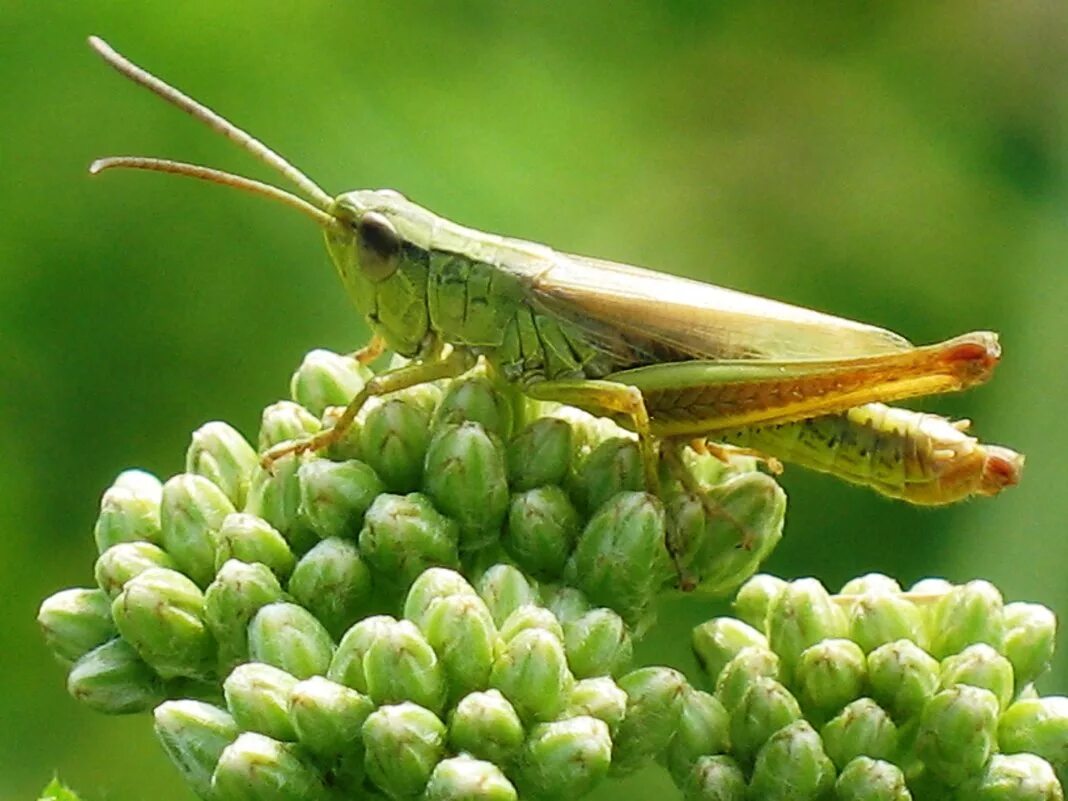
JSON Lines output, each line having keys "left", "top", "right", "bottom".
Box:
{"left": 89, "top": 37, "right": 1023, "bottom": 505}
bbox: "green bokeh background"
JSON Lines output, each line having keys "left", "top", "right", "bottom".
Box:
{"left": 4, "top": 4, "right": 1067, "bottom": 799}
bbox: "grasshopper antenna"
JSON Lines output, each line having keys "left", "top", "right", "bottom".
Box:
{"left": 89, "top": 157, "right": 337, "bottom": 228}
{"left": 87, "top": 36, "right": 336, "bottom": 221}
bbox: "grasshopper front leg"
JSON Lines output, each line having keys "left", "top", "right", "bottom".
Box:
{"left": 261, "top": 346, "right": 476, "bottom": 468}
{"left": 522, "top": 378, "right": 660, "bottom": 492}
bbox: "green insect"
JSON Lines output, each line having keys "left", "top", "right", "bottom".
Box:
{"left": 89, "top": 37, "right": 1023, "bottom": 505}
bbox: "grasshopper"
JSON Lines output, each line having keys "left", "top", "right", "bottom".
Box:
{"left": 88, "top": 37, "right": 1023, "bottom": 505}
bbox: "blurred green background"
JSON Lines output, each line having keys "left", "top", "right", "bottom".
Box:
{"left": 4, "top": 3, "right": 1067, "bottom": 799}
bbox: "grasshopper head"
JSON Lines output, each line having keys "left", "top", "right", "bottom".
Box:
{"left": 326, "top": 189, "right": 413, "bottom": 285}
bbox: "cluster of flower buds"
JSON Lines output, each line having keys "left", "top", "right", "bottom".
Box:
{"left": 35, "top": 348, "right": 1065, "bottom": 800}
{"left": 689, "top": 574, "right": 1065, "bottom": 800}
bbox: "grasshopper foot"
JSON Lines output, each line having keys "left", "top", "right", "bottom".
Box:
{"left": 260, "top": 429, "right": 340, "bottom": 471}
{"left": 703, "top": 440, "right": 784, "bottom": 475}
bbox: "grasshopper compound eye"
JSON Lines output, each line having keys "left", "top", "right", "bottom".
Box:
{"left": 355, "top": 212, "right": 402, "bottom": 282}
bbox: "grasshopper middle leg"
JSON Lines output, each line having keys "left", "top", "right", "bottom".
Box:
{"left": 522, "top": 378, "right": 660, "bottom": 492}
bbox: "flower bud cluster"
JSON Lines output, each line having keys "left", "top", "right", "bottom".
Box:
{"left": 35, "top": 348, "right": 1065, "bottom": 801}
{"left": 40, "top": 350, "right": 785, "bottom": 692}
{"left": 689, "top": 573, "right": 1065, "bottom": 800}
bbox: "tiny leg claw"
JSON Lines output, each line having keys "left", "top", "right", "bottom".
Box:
{"left": 704, "top": 440, "right": 784, "bottom": 475}
{"left": 260, "top": 428, "right": 342, "bottom": 470}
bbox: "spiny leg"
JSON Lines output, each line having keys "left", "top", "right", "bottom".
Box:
{"left": 523, "top": 378, "right": 660, "bottom": 492}
{"left": 350, "top": 334, "right": 387, "bottom": 365}
{"left": 662, "top": 440, "right": 757, "bottom": 551}
{"left": 262, "top": 347, "right": 475, "bottom": 468}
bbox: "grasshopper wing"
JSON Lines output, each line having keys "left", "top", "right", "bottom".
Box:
{"left": 525, "top": 251, "right": 912, "bottom": 364}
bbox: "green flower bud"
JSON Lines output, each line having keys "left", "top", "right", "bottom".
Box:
{"left": 423, "top": 422, "right": 509, "bottom": 550}
{"left": 998, "top": 697, "right": 1068, "bottom": 784}
{"left": 795, "top": 638, "right": 867, "bottom": 718}
{"left": 93, "top": 470, "right": 163, "bottom": 552}
{"left": 433, "top": 371, "right": 514, "bottom": 442}
{"left": 821, "top": 698, "right": 899, "bottom": 770}
{"left": 732, "top": 573, "right": 786, "bottom": 633}
{"left": 447, "top": 689, "right": 525, "bottom": 765}
{"left": 403, "top": 567, "right": 479, "bottom": 629}
{"left": 204, "top": 560, "right": 286, "bottom": 674}
{"left": 490, "top": 628, "right": 574, "bottom": 723}
{"left": 359, "top": 493, "right": 460, "bottom": 594}
{"left": 358, "top": 396, "right": 433, "bottom": 493}
{"left": 665, "top": 687, "right": 730, "bottom": 785}
{"left": 766, "top": 578, "right": 847, "bottom": 683}
{"left": 67, "top": 638, "right": 164, "bottom": 714}
{"left": 846, "top": 591, "right": 927, "bottom": 654}
{"left": 965, "top": 753, "right": 1064, "bottom": 801}
{"left": 476, "top": 564, "right": 539, "bottom": 627}
{"left": 692, "top": 617, "right": 769, "bottom": 684}
{"left": 297, "top": 459, "right": 384, "bottom": 540}
{"left": 666, "top": 472, "right": 785, "bottom": 595}
{"left": 160, "top": 473, "right": 236, "bottom": 587}
{"left": 867, "top": 639, "right": 941, "bottom": 722}
{"left": 563, "top": 676, "right": 628, "bottom": 735}
{"left": 834, "top": 756, "right": 911, "bottom": 801}
{"left": 187, "top": 421, "right": 258, "bottom": 509}
{"left": 563, "top": 607, "right": 633, "bottom": 679}
{"left": 579, "top": 437, "right": 644, "bottom": 513}
{"left": 244, "top": 459, "right": 317, "bottom": 553}
{"left": 564, "top": 491, "right": 673, "bottom": 630}
{"left": 507, "top": 418, "right": 572, "bottom": 492}
{"left": 213, "top": 513, "right": 296, "bottom": 580}
{"left": 515, "top": 716, "right": 611, "bottom": 801}
{"left": 94, "top": 542, "right": 177, "bottom": 599}
{"left": 420, "top": 593, "right": 497, "bottom": 703}
{"left": 289, "top": 349, "right": 371, "bottom": 417}
{"left": 916, "top": 684, "right": 999, "bottom": 786}
{"left": 223, "top": 662, "right": 299, "bottom": 741}
{"left": 681, "top": 755, "right": 747, "bottom": 801}
{"left": 543, "top": 585, "right": 591, "bottom": 624}
{"left": 504, "top": 486, "right": 580, "bottom": 579}
{"left": 288, "top": 537, "right": 373, "bottom": 640}
{"left": 728, "top": 676, "right": 802, "bottom": 765}
{"left": 929, "top": 580, "right": 1005, "bottom": 659}
{"left": 154, "top": 700, "right": 239, "bottom": 801}
{"left": 747, "top": 719, "right": 836, "bottom": 801}
{"left": 424, "top": 755, "right": 517, "bottom": 801}
{"left": 212, "top": 732, "right": 327, "bottom": 801}
{"left": 257, "top": 401, "right": 321, "bottom": 450}
{"left": 327, "top": 615, "right": 394, "bottom": 693}
{"left": 1003, "top": 602, "right": 1057, "bottom": 691}
{"left": 841, "top": 573, "right": 903, "bottom": 595}
{"left": 288, "top": 676, "right": 374, "bottom": 759}
{"left": 714, "top": 646, "right": 782, "bottom": 712}
{"left": 38, "top": 588, "right": 117, "bottom": 663}
{"left": 320, "top": 404, "right": 362, "bottom": 461}
{"left": 112, "top": 567, "right": 214, "bottom": 680}
{"left": 940, "top": 643, "right": 1014, "bottom": 710}
{"left": 248, "top": 602, "right": 334, "bottom": 680}
{"left": 363, "top": 619, "right": 447, "bottom": 714}
{"left": 612, "top": 666, "right": 688, "bottom": 774}
{"left": 909, "top": 576, "right": 954, "bottom": 595}
{"left": 499, "top": 604, "right": 565, "bottom": 644}
{"left": 362, "top": 702, "right": 446, "bottom": 800}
